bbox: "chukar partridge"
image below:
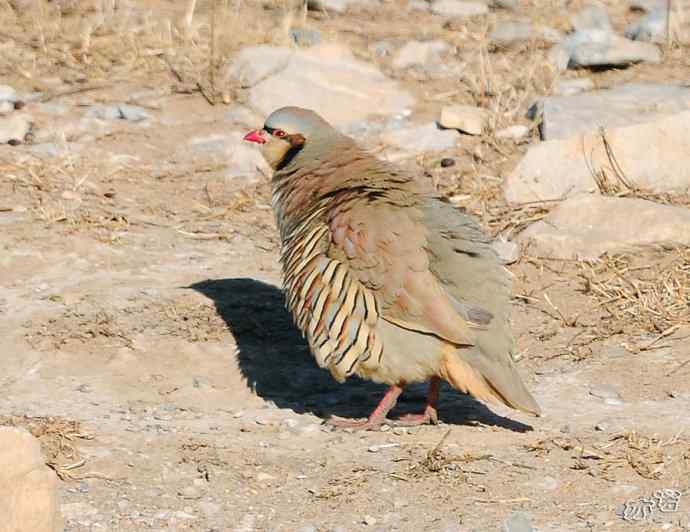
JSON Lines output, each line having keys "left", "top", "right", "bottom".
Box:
{"left": 244, "top": 106, "right": 540, "bottom": 429}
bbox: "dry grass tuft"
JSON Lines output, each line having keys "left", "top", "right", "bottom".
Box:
{"left": 577, "top": 246, "right": 690, "bottom": 338}
{"left": 0, "top": 415, "right": 93, "bottom": 480}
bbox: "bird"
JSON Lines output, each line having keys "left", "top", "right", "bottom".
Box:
{"left": 243, "top": 106, "right": 540, "bottom": 429}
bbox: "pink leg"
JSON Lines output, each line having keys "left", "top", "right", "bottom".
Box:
{"left": 327, "top": 384, "right": 403, "bottom": 430}
{"left": 391, "top": 377, "right": 440, "bottom": 427}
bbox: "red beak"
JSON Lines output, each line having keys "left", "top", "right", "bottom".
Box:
{"left": 243, "top": 129, "right": 266, "bottom": 144}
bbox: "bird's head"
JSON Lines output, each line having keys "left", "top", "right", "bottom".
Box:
{"left": 243, "top": 106, "right": 336, "bottom": 170}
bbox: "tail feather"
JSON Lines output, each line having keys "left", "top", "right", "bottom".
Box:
{"left": 439, "top": 344, "right": 541, "bottom": 416}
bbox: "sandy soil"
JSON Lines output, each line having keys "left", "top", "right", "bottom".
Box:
{"left": 1, "top": 1, "right": 689, "bottom": 531}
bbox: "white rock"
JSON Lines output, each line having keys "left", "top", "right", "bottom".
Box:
{"left": 495, "top": 124, "right": 529, "bottom": 140}
{"left": 517, "top": 194, "right": 690, "bottom": 260}
{"left": 539, "top": 82, "right": 690, "bottom": 141}
{"left": 0, "top": 85, "right": 18, "bottom": 102}
{"left": 506, "top": 111, "right": 690, "bottom": 203}
{"left": 552, "top": 78, "right": 594, "bottom": 96}
{"left": 0, "top": 113, "right": 31, "bottom": 144}
{"left": 439, "top": 105, "right": 489, "bottom": 135}
{"left": 492, "top": 238, "right": 521, "bottom": 264}
{"left": 431, "top": 0, "right": 489, "bottom": 17}
{"left": 229, "top": 44, "right": 414, "bottom": 128}
{"left": 392, "top": 40, "right": 449, "bottom": 70}
{"left": 564, "top": 30, "right": 662, "bottom": 68}
{"left": 307, "top": 0, "right": 373, "bottom": 12}
{"left": 0, "top": 427, "right": 63, "bottom": 532}
{"left": 489, "top": 21, "right": 564, "bottom": 45}
{"left": 382, "top": 122, "right": 458, "bottom": 155}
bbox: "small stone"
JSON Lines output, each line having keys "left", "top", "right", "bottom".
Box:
{"left": 491, "top": 0, "right": 517, "bottom": 9}
{"left": 256, "top": 472, "right": 276, "bottom": 482}
{"left": 431, "top": 0, "right": 489, "bottom": 17}
{"left": 76, "top": 383, "right": 93, "bottom": 393}
{"left": 439, "top": 105, "right": 489, "bottom": 135}
{"left": 589, "top": 384, "right": 623, "bottom": 404}
{"left": 178, "top": 486, "right": 202, "bottom": 499}
{"left": 541, "top": 476, "right": 559, "bottom": 490}
{"left": 368, "top": 443, "right": 400, "bottom": 453}
{"left": 553, "top": 78, "right": 594, "bottom": 96}
{"left": 199, "top": 501, "right": 221, "bottom": 516}
{"left": 440, "top": 157, "right": 455, "bottom": 167}
{"left": 0, "top": 113, "right": 31, "bottom": 144}
{"left": 594, "top": 417, "right": 626, "bottom": 432}
{"left": 392, "top": 40, "right": 449, "bottom": 70}
{"left": 118, "top": 104, "right": 150, "bottom": 122}
{"left": 0, "top": 85, "right": 18, "bottom": 102}
{"left": 363, "top": 515, "right": 378, "bottom": 526}
{"left": 502, "top": 511, "right": 534, "bottom": 532}
{"left": 290, "top": 28, "right": 321, "bottom": 47}
{"left": 255, "top": 416, "right": 269, "bottom": 425}
{"left": 489, "top": 21, "right": 564, "bottom": 46}
{"left": 408, "top": 0, "right": 430, "bottom": 10}
{"left": 492, "top": 239, "right": 520, "bottom": 265}
{"left": 192, "top": 376, "right": 211, "bottom": 389}
{"left": 495, "top": 124, "right": 529, "bottom": 140}
{"left": 0, "top": 100, "right": 14, "bottom": 114}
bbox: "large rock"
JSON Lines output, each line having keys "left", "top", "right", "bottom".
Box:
{"left": 537, "top": 83, "right": 690, "bottom": 141}
{"left": 505, "top": 111, "right": 690, "bottom": 204}
{"left": 518, "top": 194, "right": 690, "bottom": 260}
{"left": 228, "top": 44, "right": 414, "bottom": 127}
{"left": 551, "top": 29, "right": 662, "bottom": 71}
{"left": 0, "top": 427, "right": 63, "bottom": 532}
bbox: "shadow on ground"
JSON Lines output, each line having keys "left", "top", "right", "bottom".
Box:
{"left": 189, "top": 278, "right": 531, "bottom": 432}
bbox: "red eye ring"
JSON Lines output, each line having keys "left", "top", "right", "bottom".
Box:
{"left": 273, "top": 129, "right": 287, "bottom": 138}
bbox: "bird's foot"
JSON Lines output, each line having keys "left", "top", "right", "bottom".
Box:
{"left": 391, "top": 405, "right": 439, "bottom": 427}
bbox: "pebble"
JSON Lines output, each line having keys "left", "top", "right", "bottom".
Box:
{"left": 431, "top": 0, "right": 489, "bottom": 17}
{"left": 502, "top": 511, "right": 534, "bottom": 532}
{"left": 541, "top": 476, "right": 559, "bottom": 490}
{"left": 290, "top": 27, "right": 321, "bottom": 47}
{"left": 178, "top": 486, "right": 202, "bottom": 499}
{"left": 368, "top": 443, "right": 401, "bottom": 453}
{"left": 392, "top": 40, "right": 449, "bottom": 70}
{"left": 440, "top": 157, "right": 455, "bottom": 168}
{"left": 489, "top": 21, "right": 564, "bottom": 46}
{"left": 192, "top": 376, "right": 211, "bottom": 389}
{"left": 363, "top": 515, "right": 378, "bottom": 526}
{"left": 0, "top": 113, "right": 31, "bottom": 144}
{"left": 589, "top": 384, "right": 624, "bottom": 405}
{"left": 439, "top": 104, "right": 489, "bottom": 135}
{"left": 492, "top": 238, "right": 521, "bottom": 265}
{"left": 0, "top": 85, "right": 18, "bottom": 102}
{"left": 0, "top": 101, "right": 14, "bottom": 114}
{"left": 553, "top": 78, "right": 594, "bottom": 96}
{"left": 199, "top": 501, "right": 221, "bottom": 516}
{"left": 495, "top": 124, "right": 529, "bottom": 140}
{"left": 76, "top": 383, "right": 93, "bottom": 393}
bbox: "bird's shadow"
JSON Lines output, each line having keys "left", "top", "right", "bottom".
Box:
{"left": 189, "top": 278, "right": 532, "bottom": 432}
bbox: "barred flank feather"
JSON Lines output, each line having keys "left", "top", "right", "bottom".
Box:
{"left": 279, "top": 210, "right": 383, "bottom": 382}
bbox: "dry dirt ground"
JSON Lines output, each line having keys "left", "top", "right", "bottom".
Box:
{"left": 1, "top": 1, "right": 689, "bottom": 531}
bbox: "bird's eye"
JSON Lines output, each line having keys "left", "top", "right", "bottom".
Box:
{"left": 273, "top": 129, "right": 287, "bottom": 138}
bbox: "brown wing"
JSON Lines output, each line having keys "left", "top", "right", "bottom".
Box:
{"left": 328, "top": 198, "right": 481, "bottom": 348}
